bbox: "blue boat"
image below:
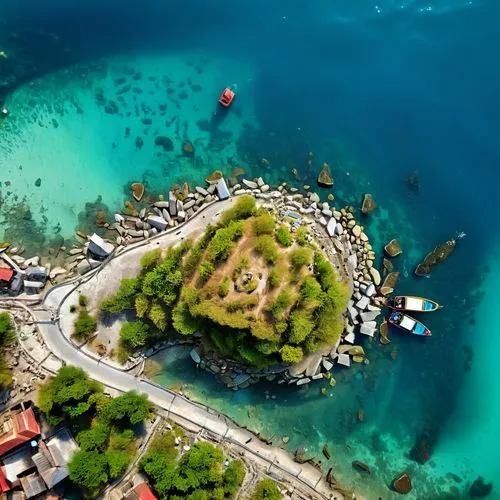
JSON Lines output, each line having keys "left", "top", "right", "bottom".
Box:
{"left": 388, "top": 311, "right": 432, "bottom": 337}
{"left": 388, "top": 295, "right": 441, "bottom": 313}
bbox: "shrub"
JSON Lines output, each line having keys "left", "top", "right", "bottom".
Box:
{"left": 254, "top": 235, "right": 278, "bottom": 264}
{"left": 289, "top": 310, "right": 315, "bottom": 344}
{"left": 142, "top": 261, "right": 183, "bottom": 305}
{"left": 300, "top": 276, "right": 323, "bottom": 301}
{"left": 295, "top": 226, "right": 309, "bottom": 246}
{"left": 148, "top": 301, "right": 168, "bottom": 331}
{"left": 191, "top": 301, "right": 250, "bottom": 330}
{"left": 78, "top": 294, "right": 88, "bottom": 307}
{"left": 251, "top": 478, "right": 282, "bottom": 500}
{"left": 280, "top": 344, "right": 304, "bottom": 364}
{"left": 206, "top": 221, "right": 243, "bottom": 263}
{"left": 140, "top": 249, "right": 161, "bottom": 271}
{"left": 255, "top": 340, "right": 280, "bottom": 355}
{"left": 267, "top": 268, "right": 281, "bottom": 288}
{"left": 243, "top": 278, "right": 258, "bottom": 293}
{"left": 69, "top": 305, "right": 77, "bottom": 313}
{"left": 120, "top": 321, "right": 149, "bottom": 350}
{"left": 220, "top": 194, "right": 256, "bottom": 226}
{"left": 267, "top": 288, "right": 294, "bottom": 319}
{"left": 0, "top": 312, "right": 16, "bottom": 346}
{"left": 289, "top": 247, "right": 312, "bottom": 269}
{"left": 135, "top": 294, "right": 149, "bottom": 318}
{"left": 252, "top": 213, "right": 275, "bottom": 235}
{"left": 223, "top": 459, "right": 246, "bottom": 497}
{"left": 250, "top": 321, "right": 278, "bottom": 341}
{"left": 100, "top": 278, "right": 141, "bottom": 313}
{"left": 73, "top": 310, "right": 97, "bottom": 341}
{"left": 172, "top": 301, "right": 199, "bottom": 336}
{"left": 314, "top": 251, "right": 337, "bottom": 290}
{"left": 225, "top": 295, "right": 259, "bottom": 312}
{"left": 218, "top": 276, "right": 231, "bottom": 297}
{"left": 198, "top": 260, "right": 215, "bottom": 282}
{"left": 275, "top": 224, "right": 293, "bottom": 246}
{"left": 232, "top": 256, "right": 249, "bottom": 280}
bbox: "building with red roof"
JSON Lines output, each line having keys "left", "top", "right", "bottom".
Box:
{"left": 124, "top": 482, "right": 158, "bottom": 500}
{"left": 0, "top": 408, "right": 40, "bottom": 457}
{"left": 0, "top": 267, "right": 14, "bottom": 287}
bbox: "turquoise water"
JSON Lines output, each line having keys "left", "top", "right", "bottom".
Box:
{"left": 1, "top": 0, "right": 500, "bottom": 497}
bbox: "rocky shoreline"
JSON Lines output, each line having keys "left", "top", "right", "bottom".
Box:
{"left": 2, "top": 173, "right": 384, "bottom": 391}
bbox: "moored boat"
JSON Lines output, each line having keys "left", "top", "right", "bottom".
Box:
{"left": 219, "top": 86, "right": 235, "bottom": 107}
{"left": 388, "top": 295, "right": 441, "bottom": 312}
{"left": 388, "top": 311, "right": 431, "bottom": 336}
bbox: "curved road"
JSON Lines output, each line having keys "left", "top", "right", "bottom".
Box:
{"left": 8, "top": 197, "right": 344, "bottom": 500}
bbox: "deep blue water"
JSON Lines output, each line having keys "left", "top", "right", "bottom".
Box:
{"left": 2, "top": 0, "right": 500, "bottom": 497}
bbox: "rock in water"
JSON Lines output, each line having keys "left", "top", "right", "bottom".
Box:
{"left": 361, "top": 193, "right": 376, "bottom": 214}
{"left": 384, "top": 239, "right": 402, "bottom": 257}
{"left": 322, "top": 444, "right": 331, "bottom": 460}
{"left": 415, "top": 239, "right": 456, "bottom": 276}
{"left": 406, "top": 169, "right": 420, "bottom": 194}
{"left": 317, "top": 163, "right": 334, "bottom": 187}
{"left": 392, "top": 472, "right": 412, "bottom": 494}
{"left": 469, "top": 477, "right": 493, "bottom": 498}
{"left": 131, "top": 182, "right": 145, "bottom": 202}
{"left": 205, "top": 170, "right": 223, "bottom": 184}
{"left": 352, "top": 461, "right": 371, "bottom": 474}
{"left": 35, "top": 177, "right": 41, "bottom": 187}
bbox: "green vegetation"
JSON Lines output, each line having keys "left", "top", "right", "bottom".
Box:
{"left": 254, "top": 235, "right": 278, "bottom": 264}
{"left": 140, "top": 248, "right": 162, "bottom": 271}
{"left": 39, "top": 367, "right": 152, "bottom": 497}
{"left": 73, "top": 310, "right": 97, "bottom": 341}
{"left": 252, "top": 213, "right": 275, "bottom": 235}
{"left": 295, "top": 226, "right": 309, "bottom": 246}
{"left": 289, "top": 247, "right": 312, "bottom": 270}
{"left": 275, "top": 224, "right": 293, "bottom": 247}
{"left": 99, "top": 195, "right": 349, "bottom": 367}
{"left": 141, "top": 431, "right": 245, "bottom": 499}
{"left": 78, "top": 294, "right": 88, "bottom": 307}
{"left": 250, "top": 478, "right": 282, "bottom": 500}
{"left": 0, "top": 312, "right": 16, "bottom": 388}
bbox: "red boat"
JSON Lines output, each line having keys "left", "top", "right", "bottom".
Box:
{"left": 219, "top": 87, "right": 235, "bottom": 107}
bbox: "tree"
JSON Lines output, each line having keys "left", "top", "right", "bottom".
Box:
{"left": 135, "top": 294, "right": 149, "bottom": 318}
{"left": 220, "top": 195, "right": 256, "bottom": 226}
{"left": 77, "top": 422, "right": 109, "bottom": 452}
{"left": 102, "top": 391, "right": 152, "bottom": 426}
{"left": 206, "top": 222, "right": 243, "bottom": 263}
{"left": 0, "top": 312, "right": 15, "bottom": 389}
{"left": 148, "top": 301, "right": 168, "bottom": 331}
{"left": 140, "top": 248, "right": 162, "bottom": 271}
{"left": 250, "top": 478, "right": 282, "bottom": 500}
{"left": 68, "top": 450, "right": 109, "bottom": 496}
{"left": 289, "top": 310, "right": 315, "bottom": 344}
{"left": 218, "top": 276, "right": 230, "bottom": 298}
{"left": 254, "top": 235, "right": 278, "bottom": 264}
{"left": 295, "top": 226, "right": 309, "bottom": 246}
{"left": 275, "top": 225, "right": 293, "bottom": 247}
{"left": 100, "top": 278, "right": 141, "bottom": 313}
{"left": 120, "top": 321, "right": 149, "bottom": 350}
{"left": 198, "top": 261, "right": 215, "bottom": 282}
{"left": 73, "top": 310, "right": 97, "bottom": 341}
{"left": 280, "top": 345, "right": 303, "bottom": 364}
{"left": 289, "top": 248, "right": 312, "bottom": 269}
{"left": 172, "top": 302, "right": 199, "bottom": 336}
{"left": 223, "top": 459, "right": 245, "bottom": 497}
{"left": 267, "top": 268, "right": 281, "bottom": 288}
{"left": 38, "top": 366, "right": 103, "bottom": 426}
{"left": 252, "top": 213, "right": 275, "bottom": 235}
{"left": 142, "top": 261, "right": 183, "bottom": 305}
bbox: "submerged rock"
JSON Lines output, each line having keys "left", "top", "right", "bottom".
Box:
{"left": 154, "top": 135, "right": 174, "bottom": 151}
{"left": 317, "top": 162, "right": 334, "bottom": 187}
{"left": 182, "top": 140, "right": 194, "bottom": 156}
{"left": 34, "top": 177, "right": 41, "bottom": 187}
{"left": 352, "top": 461, "right": 371, "bottom": 474}
{"left": 322, "top": 444, "right": 331, "bottom": 460}
{"left": 205, "top": 170, "right": 223, "bottom": 184}
{"left": 131, "top": 182, "right": 145, "bottom": 202}
{"left": 361, "top": 193, "right": 376, "bottom": 214}
{"left": 415, "top": 239, "right": 456, "bottom": 276}
{"left": 392, "top": 472, "right": 412, "bottom": 494}
{"left": 406, "top": 169, "right": 420, "bottom": 194}
{"left": 469, "top": 477, "right": 493, "bottom": 498}
{"left": 382, "top": 271, "right": 400, "bottom": 290}
{"left": 384, "top": 239, "right": 402, "bottom": 257}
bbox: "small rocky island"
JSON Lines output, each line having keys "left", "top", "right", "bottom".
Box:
{"left": 88, "top": 177, "right": 383, "bottom": 388}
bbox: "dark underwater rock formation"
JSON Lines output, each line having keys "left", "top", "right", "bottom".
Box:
{"left": 406, "top": 170, "right": 420, "bottom": 194}
{"left": 469, "top": 477, "right": 493, "bottom": 498}
{"left": 415, "top": 239, "right": 456, "bottom": 276}
{"left": 154, "top": 135, "right": 173, "bottom": 152}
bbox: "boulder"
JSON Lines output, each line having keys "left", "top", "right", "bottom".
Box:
{"left": 356, "top": 296, "right": 370, "bottom": 310}
{"left": 49, "top": 267, "right": 67, "bottom": 280}
{"left": 309, "top": 192, "right": 320, "bottom": 203}
{"left": 256, "top": 177, "right": 265, "bottom": 187}
{"left": 242, "top": 179, "right": 258, "bottom": 189}
{"left": 361, "top": 193, "right": 377, "bottom": 214}
{"left": 415, "top": 239, "right": 456, "bottom": 276}
{"left": 468, "top": 477, "right": 493, "bottom": 498}
{"left": 196, "top": 186, "right": 209, "bottom": 196}
{"left": 88, "top": 234, "right": 115, "bottom": 259}
{"left": 392, "top": 472, "right": 412, "bottom": 494}
{"left": 352, "top": 461, "right": 371, "bottom": 474}
{"left": 317, "top": 163, "right": 334, "bottom": 187}
{"left": 114, "top": 213, "right": 125, "bottom": 223}
{"left": 364, "top": 283, "right": 376, "bottom": 297}
{"left": 296, "top": 377, "right": 311, "bottom": 386}
{"left": 322, "top": 358, "right": 333, "bottom": 371}
{"left": 326, "top": 218, "right": 336, "bottom": 237}
{"left": 169, "top": 191, "right": 178, "bottom": 216}
{"left": 369, "top": 267, "right": 381, "bottom": 285}
{"left": 382, "top": 271, "right": 400, "bottom": 290}
{"left": 352, "top": 225, "right": 361, "bottom": 237}
{"left": 360, "top": 310, "right": 381, "bottom": 322}
{"left": 131, "top": 182, "right": 145, "bottom": 202}
{"left": 154, "top": 201, "right": 169, "bottom": 209}
{"left": 147, "top": 215, "right": 168, "bottom": 231}
{"left": 260, "top": 184, "right": 270, "bottom": 193}
{"left": 384, "top": 239, "right": 402, "bottom": 257}
{"left": 360, "top": 324, "right": 376, "bottom": 337}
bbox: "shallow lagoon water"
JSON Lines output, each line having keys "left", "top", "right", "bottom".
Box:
{"left": 1, "top": 0, "right": 500, "bottom": 497}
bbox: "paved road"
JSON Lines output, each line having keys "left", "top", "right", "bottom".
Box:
{"left": 27, "top": 197, "right": 343, "bottom": 500}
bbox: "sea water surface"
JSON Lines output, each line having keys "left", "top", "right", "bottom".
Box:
{"left": 1, "top": 0, "right": 499, "bottom": 498}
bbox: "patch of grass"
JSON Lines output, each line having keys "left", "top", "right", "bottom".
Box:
{"left": 275, "top": 224, "right": 293, "bottom": 247}
{"left": 78, "top": 294, "right": 88, "bottom": 307}
{"left": 73, "top": 310, "right": 97, "bottom": 341}
{"left": 254, "top": 235, "right": 278, "bottom": 264}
